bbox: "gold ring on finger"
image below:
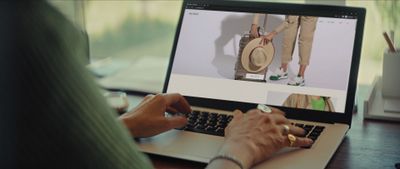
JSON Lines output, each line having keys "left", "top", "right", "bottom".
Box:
{"left": 288, "top": 134, "right": 296, "bottom": 147}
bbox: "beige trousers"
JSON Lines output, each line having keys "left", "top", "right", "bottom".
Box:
{"left": 281, "top": 16, "right": 318, "bottom": 66}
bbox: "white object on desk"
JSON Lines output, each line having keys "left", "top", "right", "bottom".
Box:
{"left": 382, "top": 48, "right": 400, "bottom": 99}
{"left": 382, "top": 48, "right": 400, "bottom": 112}
{"left": 363, "top": 76, "right": 400, "bottom": 122}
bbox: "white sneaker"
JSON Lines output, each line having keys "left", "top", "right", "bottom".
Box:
{"left": 288, "top": 75, "right": 305, "bottom": 86}
{"left": 269, "top": 68, "right": 288, "bottom": 81}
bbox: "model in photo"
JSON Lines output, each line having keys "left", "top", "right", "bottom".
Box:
{"left": 283, "top": 94, "right": 335, "bottom": 112}
{"left": 265, "top": 15, "right": 318, "bottom": 86}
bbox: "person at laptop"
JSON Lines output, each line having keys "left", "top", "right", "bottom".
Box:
{"left": 7, "top": 1, "right": 312, "bottom": 169}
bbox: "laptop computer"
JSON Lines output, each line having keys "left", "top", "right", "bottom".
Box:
{"left": 137, "top": 0, "right": 365, "bottom": 168}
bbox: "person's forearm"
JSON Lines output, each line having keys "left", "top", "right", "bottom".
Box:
{"left": 207, "top": 142, "right": 253, "bottom": 169}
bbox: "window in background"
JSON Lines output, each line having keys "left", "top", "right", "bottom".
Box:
{"left": 85, "top": 1, "right": 182, "bottom": 93}
{"left": 83, "top": 0, "right": 398, "bottom": 93}
{"left": 347, "top": 0, "right": 399, "bottom": 85}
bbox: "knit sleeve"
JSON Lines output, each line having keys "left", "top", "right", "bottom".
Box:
{"left": 13, "top": 2, "right": 153, "bottom": 169}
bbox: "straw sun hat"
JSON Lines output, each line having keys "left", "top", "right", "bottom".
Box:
{"left": 241, "top": 37, "right": 274, "bottom": 73}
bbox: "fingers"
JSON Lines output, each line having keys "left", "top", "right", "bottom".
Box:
{"left": 166, "top": 107, "right": 179, "bottom": 114}
{"left": 250, "top": 31, "right": 259, "bottom": 38}
{"left": 258, "top": 37, "right": 271, "bottom": 46}
{"left": 231, "top": 109, "right": 244, "bottom": 123}
{"left": 259, "top": 38, "right": 267, "bottom": 45}
{"left": 162, "top": 93, "right": 192, "bottom": 113}
{"left": 265, "top": 107, "right": 305, "bottom": 136}
{"left": 136, "top": 94, "right": 155, "bottom": 107}
{"left": 143, "top": 94, "right": 155, "bottom": 101}
{"left": 288, "top": 125, "right": 306, "bottom": 136}
{"left": 270, "top": 107, "right": 285, "bottom": 116}
{"left": 263, "top": 38, "right": 269, "bottom": 45}
{"left": 268, "top": 115, "right": 305, "bottom": 136}
{"left": 166, "top": 116, "right": 188, "bottom": 129}
{"left": 246, "top": 108, "right": 305, "bottom": 137}
{"left": 283, "top": 135, "right": 313, "bottom": 148}
{"left": 270, "top": 114, "right": 290, "bottom": 124}
{"left": 277, "top": 124, "right": 305, "bottom": 136}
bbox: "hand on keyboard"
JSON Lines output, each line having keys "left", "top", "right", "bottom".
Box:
{"left": 119, "top": 93, "right": 191, "bottom": 138}
{"left": 212, "top": 108, "right": 313, "bottom": 169}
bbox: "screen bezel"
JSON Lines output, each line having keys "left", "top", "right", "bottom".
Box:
{"left": 163, "top": 0, "right": 365, "bottom": 126}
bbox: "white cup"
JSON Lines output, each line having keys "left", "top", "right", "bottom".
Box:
{"left": 382, "top": 48, "right": 400, "bottom": 98}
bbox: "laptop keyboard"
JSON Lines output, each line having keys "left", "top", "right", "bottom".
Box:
{"left": 177, "top": 110, "right": 233, "bottom": 136}
{"left": 177, "top": 110, "right": 325, "bottom": 147}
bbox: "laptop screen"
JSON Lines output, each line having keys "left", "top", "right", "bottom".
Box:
{"left": 166, "top": 1, "right": 361, "bottom": 114}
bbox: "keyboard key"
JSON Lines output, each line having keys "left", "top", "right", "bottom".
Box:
{"left": 303, "top": 125, "right": 314, "bottom": 135}
{"left": 215, "top": 127, "right": 224, "bottom": 135}
{"left": 188, "top": 118, "right": 196, "bottom": 124}
{"left": 219, "top": 118, "right": 228, "bottom": 124}
{"left": 195, "top": 124, "right": 205, "bottom": 130}
{"left": 314, "top": 126, "right": 325, "bottom": 132}
{"left": 207, "top": 120, "right": 217, "bottom": 127}
{"left": 181, "top": 111, "right": 232, "bottom": 136}
{"left": 192, "top": 111, "right": 200, "bottom": 115}
{"left": 218, "top": 114, "right": 227, "bottom": 119}
{"left": 198, "top": 116, "right": 207, "bottom": 121}
{"left": 198, "top": 117, "right": 207, "bottom": 123}
{"left": 205, "top": 126, "right": 216, "bottom": 132}
{"left": 208, "top": 117, "right": 217, "bottom": 123}
{"left": 188, "top": 113, "right": 197, "bottom": 117}
{"left": 305, "top": 125, "right": 314, "bottom": 128}
{"left": 209, "top": 115, "right": 217, "bottom": 121}
{"left": 308, "top": 135, "right": 318, "bottom": 141}
{"left": 309, "top": 131, "right": 321, "bottom": 137}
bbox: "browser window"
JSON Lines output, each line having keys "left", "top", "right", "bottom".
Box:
{"left": 167, "top": 3, "right": 358, "bottom": 113}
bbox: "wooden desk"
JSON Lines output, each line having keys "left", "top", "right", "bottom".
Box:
{"left": 327, "top": 113, "right": 400, "bottom": 169}
{"left": 131, "top": 86, "right": 400, "bottom": 169}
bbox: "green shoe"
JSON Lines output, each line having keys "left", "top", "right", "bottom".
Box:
{"left": 269, "top": 68, "right": 288, "bottom": 81}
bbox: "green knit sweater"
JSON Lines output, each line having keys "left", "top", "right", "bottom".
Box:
{"left": 5, "top": 1, "right": 153, "bottom": 168}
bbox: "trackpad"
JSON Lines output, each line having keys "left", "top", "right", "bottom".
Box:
{"left": 138, "top": 130, "right": 224, "bottom": 162}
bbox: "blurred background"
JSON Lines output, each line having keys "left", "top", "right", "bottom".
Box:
{"left": 48, "top": 0, "right": 399, "bottom": 93}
